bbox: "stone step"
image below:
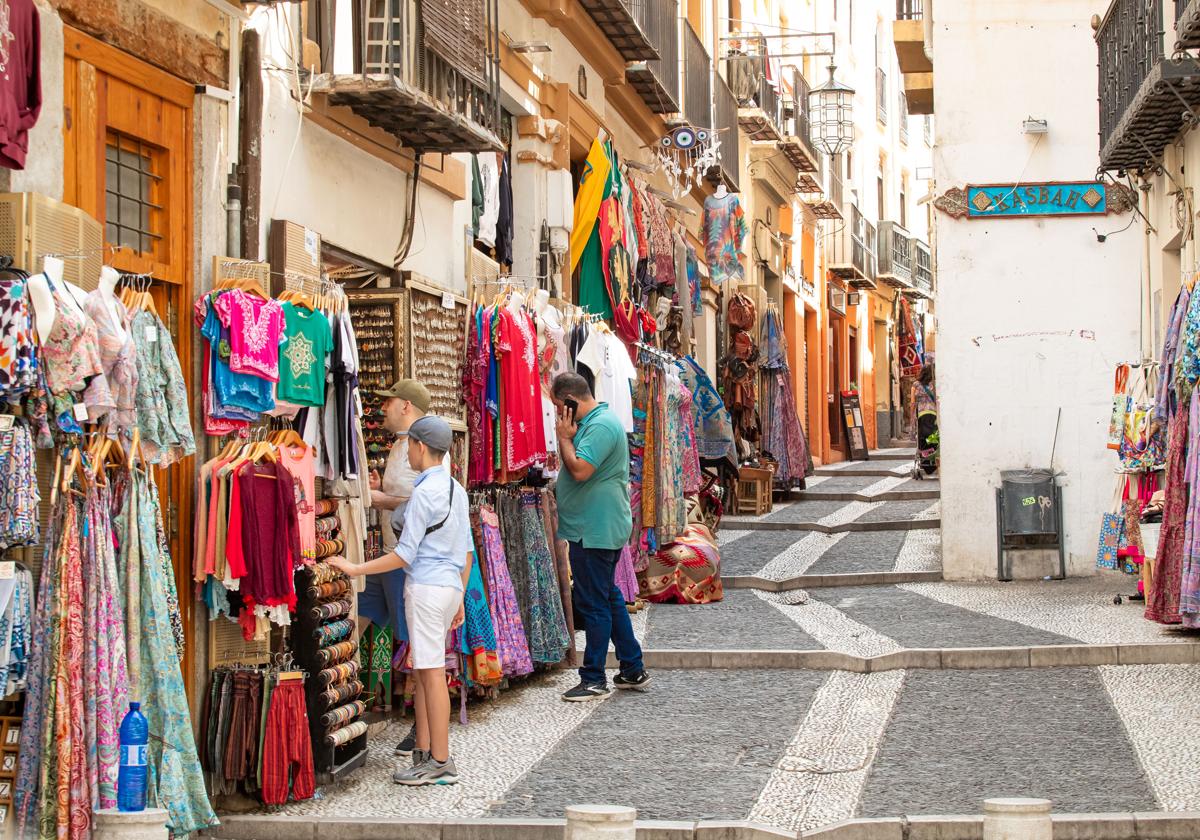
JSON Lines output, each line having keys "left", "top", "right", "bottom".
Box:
{"left": 732, "top": 518, "right": 940, "bottom": 533}
{"left": 208, "top": 810, "right": 1200, "bottom": 840}
{"left": 794, "top": 488, "right": 940, "bottom": 502}
{"left": 871, "top": 446, "right": 918, "bottom": 457}
{"left": 813, "top": 466, "right": 914, "bottom": 478}
{"left": 724, "top": 570, "right": 943, "bottom": 590}
{"left": 614, "top": 641, "right": 1200, "bottom": 672}
{"left": 814, "top": 456, "right": 916, "bottom": 477}
{"left": 637, "top": 581, "right": 1194, "bottom": 663}
{"left": 723, "top": 496, "right": 938, "bottom": 530}
{"left": 717, "top": 529, "right": 940, "bottom": 579}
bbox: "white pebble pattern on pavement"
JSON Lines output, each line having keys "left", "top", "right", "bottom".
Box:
{"left": 749, "top": 670, "right": 905, "bottom": 833}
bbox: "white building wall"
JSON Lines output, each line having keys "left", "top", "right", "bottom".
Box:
{"left": 934, "top": 0, "right": 1141, "bottom": 580}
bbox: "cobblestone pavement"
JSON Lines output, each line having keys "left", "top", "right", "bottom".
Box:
{"left": 893, "top": 529, "right": 943, "bottom": 572}
{"left": 492, "top": 669, "right": 826, "bottom": 820}
{"left": 251, "top": 451, "right": 1200, "bottom": 833}
{"left": 858, "top": 668, "right": 1158, "bottom": 817}
{"left": 719, "top": 509, "right": 939, "bottom": 578}
{"left": 809, "top": 584, "right": 1077, "bottom": 648}
{"left": 724, "top": 491, "right": 939, "bottom": 529}
{"left": 796, "top": 474, "right": 891, "bottom": 493}
{"left": 757, "top": 498, "right": 848, "bottom": 524}
{"left": 894, "top": 477, "right": 940, "bottom": 492}
{"left": 640, "top": 578, "right": 1186, "bottom": 651}
{"left": 803, "top": 530, "right": 908, "bottom": 574}
{"left": 755, "top": 590, "right": 900, "bottom": 657}
{"left": 748, "top": 670, "right": 904, "bottom": 831}
{"left": 819, "top": 458, "right": 914, "bottom": 474}
{"left": 266, "top": 671, "right": 609, "bottom": 819}
{"left": 715, "top": 529, "right": 816, "bottom": 574}
{"left": 856, "top": 498, "right": 939, "bottom": 523}
{"left": 797, "top": 474, "right": 938, "bottom": 497}
{"left": 644, "top": 589, "right": 823, "bottom": 650}
{"left": 1100, "top": 664, "right": 1200, "bottom": 811}
{"left": 902, "top": 578, "right": 1190, "bottom": 645}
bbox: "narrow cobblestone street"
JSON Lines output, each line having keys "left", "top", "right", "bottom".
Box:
{"left": 230, "top": 448, "right": 1200, "bottom": 835}
{"left": 17, "top": 2, "right": 1198, "bottom": 838}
